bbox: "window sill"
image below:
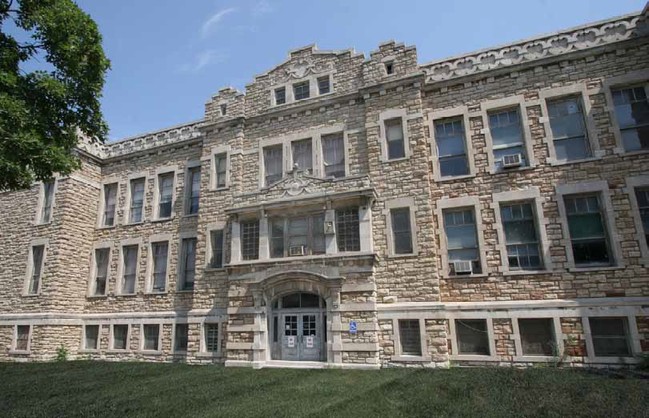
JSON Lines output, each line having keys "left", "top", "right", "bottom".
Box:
{"left": 86, "top": 294, "right": 108, "bottom": 299}
{"left": 106, "top": 349, "right": 131, "bottom": 354}
{"left": 204, "top": 267, "right": 226, "bottom": 273}
{"left": 228, "top": 252, "right": 378, "bottom": 267}
{"left": 176, "top": 289, "right": 195, "bottom": 294}
{"left": 443, "top": 273, "right": 489, "bottom": 279}
{"left": 386, "top": 252, "right": 418, "bottom": 259}
{"left": 9, "top": 350, "right": 31, "bottom": 355}
{"left": 614, "top": 148, "right": 649, "bottom": 157}
{"left": 210, "top": 186, "right": 230, "bottom": 192}
{"left": 79, "top": 349, "right": 101, "bottom": 354}
{"left": 34, "top": 221, "right": 52, "bottom": 227}
{"left": 96, "top": 225, "right": 117, "bottom": 230}
{"left": 144, "top": 291, "right": 168, "bottom": 296}
{"left": 195, "top": 351, "right": 221, "bottom": 358}
{"left": 584, "top": 356, "right": 640, "bottom": 364}
{"left": 151, "top": 216, "right": 174, "bottom": 224}
{"left": 489, "top": 165, "right": 535, "bottom": 175}
{"left": 172, "top": 350, "right": 188, "bottom": 356}
{"left": 139, "top": 350, "right": 163, "bottom": 355}
{"left": 382, "top": 156, "right": 411, "bottom": 164}
{"left": 502, "top": 270, "right": 552, "bottom": 277}
{"left": 436, "top": 173, "right": 476, "bottom": 183}
{"left": 513, "top": 355, "right": 560, "bottom": 363}
{"left": 568, "top": 265, "right": 625, "bottom": 273}
{"left": 548, "top": 156, "right": 601, "bottom": 166}
{"left": 123, "top": 221, "right": 145, "bottom": 227}
{"left": 391, "top": 355, "right": 431, "bottom": 362}
{"left": 21, "top": 293, "right": 41, "bottom": 298}
{"left": 114, "top": 293, "right": 138, "bottom": 298}
{"left": 450, "top": 354, "right": 498, "bottom": 362}
{"left": 182, "top": 213, "right": 199, "bottom": 219}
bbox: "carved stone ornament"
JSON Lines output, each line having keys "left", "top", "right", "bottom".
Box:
{"left": 282, "top": 167, "right": 314, "bottom": 196}
{"left": 278, "top": 58, "right": 334, "bottom": 82}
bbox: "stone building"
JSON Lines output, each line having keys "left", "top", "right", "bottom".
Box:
{"left": 1, "top": 7, "right": 649, "bottom": 368}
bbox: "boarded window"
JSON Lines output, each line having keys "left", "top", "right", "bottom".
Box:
{"left": 456, "top": 319, "right": 490, "bottom": 355}
{"left": 434, "top": 117, "right": 469, "bottom": 177}
{"left": 399, "top": 319, "right": 422, "bottom": 356}
{"left": 519, "top": 318, "right": 555, "bottom": 356}
{"left": 589, "top": 317, "right": 631, "bottom": 357}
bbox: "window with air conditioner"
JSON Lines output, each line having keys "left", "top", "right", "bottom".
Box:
{"left": 488, "top": 107, "right": 528, "bottom": 170}
{"left": 269, "top": 214, "right": 325, "bottom": 258}
{"left": 443, "top": 208, "right": 481, "bottom": 275}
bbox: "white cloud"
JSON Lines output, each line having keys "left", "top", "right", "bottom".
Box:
{"left": 201, "top": 8, "right": 236, "bottom": 38}
{"left": 252, "top": 0, "right": 273, "bottom": 17}
{"left": 179, "top": 50, "right": 226, "bottom": 73}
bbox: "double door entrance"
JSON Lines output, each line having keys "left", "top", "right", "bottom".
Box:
{"left": 270, "top": 292, "right": 326, "bottom": 362}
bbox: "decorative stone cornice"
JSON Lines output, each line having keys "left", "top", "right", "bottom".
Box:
{"left": 421, "top": 11, "right": 649, "bottom": 83}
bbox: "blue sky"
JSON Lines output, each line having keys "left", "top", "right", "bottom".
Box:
{"left": 70, "top": 0, "right": 644, "bottom": 141}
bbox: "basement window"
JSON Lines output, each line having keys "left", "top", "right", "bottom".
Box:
{"left": 142, "top": 324, "right": 160, "bottom": 351}
{"left": 174, "top": 324, "right": 189, "bottom": 352}
{"left": 589, "top": 317, "right": 631, "bottom": 357}
{"left": 399, "top": 319, "right": 422, "bottom": 356}
{"left": 519, "top": 318, "right": 555, "bottom": 356}
{"left": 112, "top": 325, "right": 128, "bottom": 350}
{"left": 204, "top": 323, "right": 219, "bottom": 352}
{"left": 456, "top": 319, "right": 490, "bottom": 355}
{"left": 84, "top": 325, "right": 100, "bottom": 350}
{"left": 14, "top": 325, "right": 31, "bottom": 352}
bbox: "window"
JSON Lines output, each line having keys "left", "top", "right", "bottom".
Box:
{"left": 205, "top": 323, "right": 219, "bottom": 352}
{"left": 84, "top": 325, "right": 100, "bottom": 350}
{"left": 317, "top": 75, "right": 330, "bottom": 95}
{"left": 157, "top": 172, "right": 174, "bottom": 219}
{"left": 611, "top": 85, "right": 649, "bottom": 152}
{"left": 269, "top": 214, "right": 325, "bottom": 258}
{"left": 293, "top": 81, "right": 310, "bottom": 100}
{"left": 174, "top": 324, "right": 189, "bottom": 352}
{"left": 398, "top": 319, "right": 422, "bottom": 356}
{"left": 275, "top": 87, "right": 286, "bottom": 105}
{"left": 220, "top": 103, "right": 227, "bottom": 116}
{"left": 129, "top": 178, "right": 145, "bottom": 223}
{"left": 179, "top": 238, "right": 196, "bottom": 290}
{"left": 434, "top": 117, "right": 469, "bottom": 177}
{"left": 322, "top": 132, "right": 345, "bottom": 178}
{"left": 385, "top": 118, "right": 405, "bottom": 160}
{"left": 214, "top": 153, "right": 227, "bottom": 189}
{"left": 186, "top": 166, "right": 200, "bottom": 215}
{"left": 546, "top": 96, "right": 591, "bottom": 161}
{"left": 121, "top": 245, "right": 138, "bottom": 294}
{"left": 336, "top": 208, "right": 360, "bottom": 252}
{"left": 93, "top": 248, "right": 110, "bottom": 296}
{"left": 291, "top": 139, "right": 312, "bottom": 172}
{"left": 456, "top": 319, "right": 489, "bottom": 355}
{"left": 589, "top": 317, "right": 631, "bottom": 357}
{"left": 102, "top": 183, "right": 118, "bottom": 226}
{"left": 151, "top": 242, "right": 168, "bottom": 292}
{"left": 210, "top": 230, "right": 224, "bottom": 268}
{"left": 519, "top": 319, "right": 555, "bottom": 356}
{"left": 635, "top": 187, "right": 649, "bottom": 246}
{"left": 40, "top": 179, "right": 55, "bottom": 223}
{"left": 488, "top": 107, "right": 528, "bottom": 170}
{"left": 263, "top": 145, "right": 283, "bottom": 186}
{"left": 28, "top": 245, "right": 45, "bottom": 294}
{"left": 112, "top": 325, "right": 128, "bottom": 350}
{"left": 564, "top": 194, "right": 612, "bottom": 266}
{"left": 241, "top": 220, "right": 260, "bottom": 260}
{"left": 142, "top": 324, "right": 160, "bottom": 351}
{"left": 500, "top": 202, "right": 542, "bottom": 270}
{"left": 391, "top": 208, "right": 413, "bottom": 254}
{"left": 15, "top": 325, "right": 30, "bottom": 351}
{"left": 385, "top": 61, "right": 394, "bottom": 75}
{"left": 443, "top": 209, "right": 481, "bottom": 275}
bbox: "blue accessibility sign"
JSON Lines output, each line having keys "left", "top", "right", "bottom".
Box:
{"left": 349, "top": 321, "right": 357, "bottom": 334}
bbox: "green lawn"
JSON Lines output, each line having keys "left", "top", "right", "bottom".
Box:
{"left": 1, "top": 362, "right": 647, "bottom": 418}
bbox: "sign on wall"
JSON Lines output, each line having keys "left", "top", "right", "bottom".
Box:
{"left": 349, "top": 321, "right": 357, "bottom": 335}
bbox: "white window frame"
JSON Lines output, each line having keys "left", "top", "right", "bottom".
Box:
{"left": 97, "top": 179, "right": 120, "bottom": 228}
{"left": 288, "top": 137, "right": 315, "bottom": 173}
{"left": 428, "top": 106, "right": 476, "bottom": 181}
{"left": 602, "top": 69, "right": 649, "bottom": 155}
{"left": 116, "top": 238, "right": 141, "bottom": 295}
{"left": 378, "top": 108, "right": 411, "bottom": 162}
{"left": 34, "top": 178, "right": 58, "bottom": 225}
{"left": 123, "top": 173, "right": 148, "bottom": 225}
{"left": 270, "top": 71, "right": 335, "bottom": 106}
{"left": 481, "top": 96, "right": 536, "bottom": 173}
{"left": 81, "top": 323, "right": 102, "bottom": 352}
{"left": 23, "top": 238, "right": 48, "bottom": 296}
{"left": 384, "top": 197, "right": 418, "bottom": 257}
{"left": 492, "top": 188, "right": 552, "bottom": 275}
{"left": 11, "top": 324, "right": 32, "bottom": 354}
{"left": 145, "top": 234, "right": 172, "bottom": 294}
{"left": 140, "top": 323, "right": 163, "bottom": 353}
{"left": 177, "top": 232, "right": 198, "bottom": 292}
{"left": 87, "top": 241, "right": 112, "bottom": 297}
{"left": 183, "top": 159, "right": 202, "bottom": 216}
{"left": 172, "top": 320, "right": 190, "bottom": 354}
{"left": 258, "top": 124, "right": 348, "bottom": 188}
{"left": 626, "top": 175, "right": 649, "bottom": 265}
{"left": 582, "top": 313, "right": 642, "bottom": 364}
{"left": 448, "top": 316, "right": 498, "bottom": 361}
{"left": 555, "top": 180, "right": 624, "bottom": 271}
{"left": 205, "top": 221, "right": 227, "bottom": 270}
{"left": 539, "top": 83, "right": 602, "bottom": 165}
{"left": 436, "top": 196, "right": 488, "bottom": 278}
{"left": 109, "top": 323, "right": 131, "bottom": 352}
{"left": 199, "top": 321, "right": 224, "bottom": 355}
{"left": 209, "top": 145, "right": 231, "bottom": 191}
{"left": 152, "top": 166, "right": 177, "bottom": 221}
{"left": 391, "top": 317, "right": 430, "bottom": 362}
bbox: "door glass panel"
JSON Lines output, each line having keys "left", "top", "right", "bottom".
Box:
{"left": 284, "top": 316, "right": 297, "bottom": 336}
{"left": 302, "top": 315, "right": 317, "bottom": 336}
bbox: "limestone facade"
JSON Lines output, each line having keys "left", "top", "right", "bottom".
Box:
{"left": 1, "top": 8, "right": 649, "bottom": 368}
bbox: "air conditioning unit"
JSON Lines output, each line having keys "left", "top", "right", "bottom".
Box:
{"left": 289, "top": 246, "right": 306, "bottom": 256}
{"left": 453, "top": 260, "right": 473, "bottom": 274}
{"left": 502, "top": 153, "right": 522, "bottom": 168}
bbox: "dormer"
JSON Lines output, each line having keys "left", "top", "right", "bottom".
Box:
{"left": 205, "top": 86, "right": 244, "bottom": 123}
{"left": 363, "top": 41, "right": 419, "bottom": 85}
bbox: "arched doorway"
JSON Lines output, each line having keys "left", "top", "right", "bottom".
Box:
{"left": 269, "top": 292, "right": 326, "bottom": 361}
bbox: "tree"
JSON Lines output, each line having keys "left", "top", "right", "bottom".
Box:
{"left": 0, "top": 0, "right": 110, "bottom": 191}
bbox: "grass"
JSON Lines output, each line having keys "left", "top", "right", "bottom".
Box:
{"left": 0, "top": 362, "right": 648, "bottom": 418}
